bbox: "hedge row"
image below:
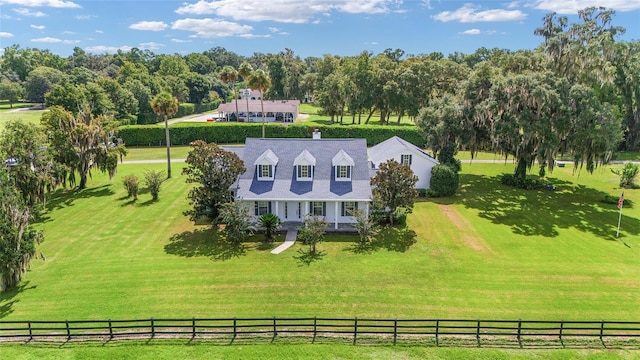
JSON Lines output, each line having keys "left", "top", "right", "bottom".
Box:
{"left": 118, "top": 122, "right": 425, "bottom": 147}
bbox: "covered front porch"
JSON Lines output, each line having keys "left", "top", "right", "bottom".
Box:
{"left": 249, "top": 200, "right": 369, "bottom": 230}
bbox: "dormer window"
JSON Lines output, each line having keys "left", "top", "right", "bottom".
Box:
{"left": 294, "top": 149, "right": 316, "bottom": 181}
{"left": 332, "top": 149, "right": 354, "bottom": 182}
{"left": 254, "top": 149, "right": 278, "bottom": 181}
{"left": 337, "top": 165, "right": 350, "bottom": 179}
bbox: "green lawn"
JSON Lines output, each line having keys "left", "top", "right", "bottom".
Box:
{"left": 2, "top": 343, "right": 636, "bottom": 359}
{"left": 0, "top": 101, "right": 36, "bottom": 111}
{"left": 0, "top": 108, "right": 45, "bottom": 131}
{"left": 1, "top": 161, "right": 638, "bottom": 322}
{"left": 2, "top": 158, "right": 640, "bottom": 358}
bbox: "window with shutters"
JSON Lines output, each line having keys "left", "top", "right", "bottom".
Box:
{"left": 259, "top": 164, "right": 272, "bottom": 178}
{"left": 341, "top": 201, "right": 358, "bottom": 216}
{"left": 311, "top": 201, "right": 325, "bottom": 216}
{"left": 401, "top": 154, "right": 412, "bottom": 165}
{"left": 255, "top": 201, "right": 270, "bottom": 216}
{"left": 297, "top": 164, "right": 313, "bottom": 181}
{"left": 336, "top": 165, "right": 351, "bottom": 180}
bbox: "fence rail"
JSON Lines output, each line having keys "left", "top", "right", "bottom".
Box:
{"left": 1, "top": 317, "right": 640, "bottom": 347}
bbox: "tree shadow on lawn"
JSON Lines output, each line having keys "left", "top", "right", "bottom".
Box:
{"left": 45, "top": 185, "right": 115, "bottom": 211}
{"left": 293, "top": 248, "right": 326, "bottom": 266}
{"left": 347, "top": 226, "right": 417, "bottom": 254}
{"left": 457, "top": 174, "right": 640, "bottom": 240}
{"left": 164, "top": 228, "right": 246, "bottom": 261}
{"left": 36, "top": 185, "right": 115, "bottom": 223}
{"left": 0, "top": 281, "right": 36, "bottom": 319}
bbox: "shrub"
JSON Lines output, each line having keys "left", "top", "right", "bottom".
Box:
{"left": 143, "top": 170, "right": 165, "bottom": 200}
{"left": 611, "top": 162, "right": 639, "bottom": 189}
{"left": 258, "top": 213, "right": 281, "bottom": 242}
{"left": 122, "top": 175, "right": 139, "bottom": 200}
{"left": 500, "top": 173, "right": 546, "bottom": 190}
{"left": 430, "top": 164, "right": 459, "bottom": 197}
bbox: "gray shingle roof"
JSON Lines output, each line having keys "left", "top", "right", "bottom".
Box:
{"left": 236, "top": 138, "right": 372, "bottom": 201}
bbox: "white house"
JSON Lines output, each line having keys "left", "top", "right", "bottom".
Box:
{"left": 217, "top": 92, "right": 300, "bottom": 123}
{"left": 368, "top": 136, "right": 439, "bottom": 189}
{"left": 235, "top": 135, "right": 372, "bottom": 230}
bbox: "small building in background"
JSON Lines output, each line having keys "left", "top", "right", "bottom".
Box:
{"left": 217, "top": 89, "right": 300, "bottom": 123}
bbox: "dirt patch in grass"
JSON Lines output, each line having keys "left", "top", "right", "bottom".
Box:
{"left": 438, "top": 204, "right": 494, "bottom": 254}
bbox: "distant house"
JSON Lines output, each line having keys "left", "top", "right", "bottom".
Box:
{"left": 368, "top": 136, "right": 439, "bottom": 189}
{"left": 217, "top": 89, "right": 300, "bottom": 123}
{"left": 234, "top": 133, "right": 372, "bottom": 229}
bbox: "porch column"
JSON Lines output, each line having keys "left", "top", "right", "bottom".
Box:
{"left": 334, "top": 202, "right": 338, "bottom": 229}
{"left": 306, "top": 201, "right": 310, "bottom": 218}
{"left": 274, "top": 201, "right": 279, "bottom": 218}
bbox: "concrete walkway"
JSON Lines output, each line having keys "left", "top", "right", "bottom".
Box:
{"left": 270, "top": 230, "right": 297, "bottom": 254}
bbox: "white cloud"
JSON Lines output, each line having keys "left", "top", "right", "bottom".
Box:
{"left": 95, "top": 30, "right": 104, "bottom": 33}
{"left": 171, "top": 38, "right": 193, "bottom": 43}
{"left": 268, "top": 26, "right": 289, "bottom": 35}
{"left": 532, "top": 0, "right": 640, "bottom": 14}
{"left": 32, "top": 36, "right": 61, "bottom": 42}
{"left": 175, "top": 0, "right": 400, "bottom": 23}
{"left": 172, "top": 18, "right": 254, "bottom": 38}
{"left": 0, "top": 32, "right": 14, "bottom": 38}
{"left": 0, "top": 0, "right": 80, "bottom": 8}
{"left": 422, "top": 0, "right": 433, "bottom": 9}
{"left": 13, "top": 8, "right": 46, "bottom": 16}
{"left": 62, "top": 39, "right": 80, "bottom": 44}
{"left": 505, "top": 1, "right": 521, "bottom": 8}
{"left": 84, "top": 45, "right": 132, "bottom": 54}
{"left": 129, "top": 21, "right": 168, "bottom": 31}
{"left": 460, "top": 28, "right": 481, "bottom": 35}
{"left": 139, "top": 41, "right": 164, "bottom": 50}
{"left": 61, "top": 30, "right": 75, "bottom": 35}
{"left": 459, "top": 28, "right": 498, "bottom": 35}
{"left": 30, "top": 24, "right": 46, "bottom": 29}
{"left": 433, "top": 3, "right": 526, "bottom": 22}
{"left": 75, "top": 14, "right": 95, "bottom": 20}
{"left": 238, "top": 33, "right": 271, "bottom": 38}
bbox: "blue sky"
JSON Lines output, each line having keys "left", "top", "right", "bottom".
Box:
{"left": 1, "top": 0, "right": 639, "bottom": 58}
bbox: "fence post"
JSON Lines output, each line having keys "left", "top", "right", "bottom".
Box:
{"left": 476, "top": 320, "right": 481, "bottom": 347}
{"left": 313, "top": 317, "right": 317, "bottom": 343}
{"left": 233, "top": 317, "right": 237, "bottom": 339}
{"left": 393, "top": 319, "right": 398, "bottom": 346}
{"left": 559, "top": 320, "right": 564, "bottom": 346}
{"left": 353, "top": 317, "right": 358, "bottom": 345}
{"left": 66, "top": 320, "right": 71, "bottom": 341}
{"left": 435, "top": 320, "right": 439, "bottom": 346}
{"left": 600, "top": 320, "right": 605, "bottom": 346}
{"left": 27, "top": 320, "right": 33, "bottom": 341}
{"left": 151, "top": 318, "right": 155, "bottom": 338}
{"left": 108, "top": 319, "right": 113, "bottom": 339}
{"left": 192, "top": 317, "right": 196, "bottom": 339}
{"left": 273, "top": 316, "right": 277, "bottom": 340}
{"left": 517, "top": 319, "right": 522, "bottom": 348}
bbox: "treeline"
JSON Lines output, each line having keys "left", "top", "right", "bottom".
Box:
{"left": 0, "top": 7, "right": 638, "bottom": 150}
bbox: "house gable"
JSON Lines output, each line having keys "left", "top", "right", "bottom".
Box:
{"left": 368, "top": 136, "right": 439, "bottom": 189}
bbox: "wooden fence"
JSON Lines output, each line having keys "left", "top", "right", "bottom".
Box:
{"left": 1, "top": 317, "right": 640, "bottom": 347}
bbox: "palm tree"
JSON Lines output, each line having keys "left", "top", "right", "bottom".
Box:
{"left": 237, "top": 61, "right": 254, "bottom": 122}
{"left": 247, "top": 69, "right": 271, "bottom": 138}
{"left": 219, "top": 65, "right": 239, "bottom": 121}
{"left": 259, "top": 213, "right": 280, "bottom": 242}
{"left": 151, "top": 91, "right": 178, "bottom": 178}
